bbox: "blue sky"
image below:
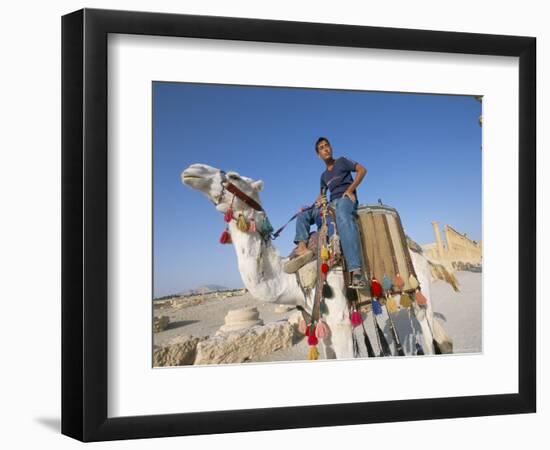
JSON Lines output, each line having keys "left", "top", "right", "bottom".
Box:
{"left": 153, "top": 82, "right": 481, "bottom": 297}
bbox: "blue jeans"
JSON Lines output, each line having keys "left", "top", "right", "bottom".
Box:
{"left": 294, "top": 197, "right": 363, "bottom": 272}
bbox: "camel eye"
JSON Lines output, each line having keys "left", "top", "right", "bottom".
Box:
{"left": 227, "top": 172, "right": 240, "bottom": 181}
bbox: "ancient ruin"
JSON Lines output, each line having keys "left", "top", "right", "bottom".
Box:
{"left": 423, "top": 221, "right": 482, "bottom": 269}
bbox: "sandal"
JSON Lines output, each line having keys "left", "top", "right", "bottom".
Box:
{"left": 283, "top": 250, "right": 314, "bottom": 274}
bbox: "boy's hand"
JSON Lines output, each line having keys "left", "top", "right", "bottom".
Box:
{"left": 343, "top": 191, "right": 356, "bottom": 203}
{"left": 315, "top": 193, "right": 327, "bottom": 207}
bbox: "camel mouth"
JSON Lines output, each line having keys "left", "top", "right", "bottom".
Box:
{"left": 181, "top": 173, "right": 206, "bottom": 186}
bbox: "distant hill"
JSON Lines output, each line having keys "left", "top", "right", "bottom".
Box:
{"left": 154, "top": 284, "right": 244, "bottom": 301}
{"left": 177, "top": 284, "right": 231, "bottom": 296}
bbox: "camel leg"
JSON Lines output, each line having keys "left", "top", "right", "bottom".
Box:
{"left": 410, "top": 251, "right": 436, "bottom": 355}
{"left": 415, "top": 306, "right": 435, "bottom": 355}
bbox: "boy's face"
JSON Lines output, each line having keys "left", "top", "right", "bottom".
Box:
{"left": 316, "top": 140, "right": 333, "bottom": 162}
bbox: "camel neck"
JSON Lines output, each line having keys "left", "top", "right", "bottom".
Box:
{"left": 227, "top": 221, "right": 301, "bottom": 304}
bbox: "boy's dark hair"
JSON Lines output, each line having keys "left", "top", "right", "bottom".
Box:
{"left": 315, "top": 137, "right": 330, "bottom": 153}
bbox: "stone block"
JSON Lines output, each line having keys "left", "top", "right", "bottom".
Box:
{"left": 153, "top": 335, "right": 207, "bottom": 367}
{"left": 195, "top": 321, "right": 294, "bottom": 365}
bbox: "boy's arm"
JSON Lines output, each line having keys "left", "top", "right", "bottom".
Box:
{"left": 343, "top": 163, "right": 367, "bottom": 201}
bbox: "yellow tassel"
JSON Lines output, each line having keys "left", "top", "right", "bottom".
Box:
{"left": 236, "top": 214, "right": 248, "bottom": 232}
{"left": 321, "top": 246, "right": 329, "bottom": 261}
{"left": 409, "top": 274, "right": 419, "bottom": 290}
{"left": 308, "top": 346, "right": 319, "bottom": 360}
{"left": 386, "top": 295, "right": 399, "bottom": 313}
{"left": 400, "top": 293, "right": 412, "bottom": 308}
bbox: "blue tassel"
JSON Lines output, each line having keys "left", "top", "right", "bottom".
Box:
{"left": 259, "top": 215, "right": 273, "bottom": 237}
{"left": 382, "top": 274, "right": 392, "bottom": 292}
{"left": 372, "top": 298, "right": 383, "bottom": 315}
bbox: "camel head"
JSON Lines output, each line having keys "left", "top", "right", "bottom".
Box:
{"left": 181, "top": 163, "right": 264, "bottom": 213}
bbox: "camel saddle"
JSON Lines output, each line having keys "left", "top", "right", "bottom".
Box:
{"left": 355, "top": 203, "right": 421, "bottom": 299}
{"left": 293, "top": 203, "right": 420, "bottom": 300}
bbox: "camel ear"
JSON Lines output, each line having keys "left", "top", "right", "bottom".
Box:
{"left": 252, "top": 179, "right": 264, "bottom": 192}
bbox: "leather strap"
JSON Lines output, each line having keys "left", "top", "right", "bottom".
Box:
{"left": 225, "top": 182, "right": 264, "bottom": 212}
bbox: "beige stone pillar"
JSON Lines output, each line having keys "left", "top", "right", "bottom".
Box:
{"left": 432, "top": 221, "right": 445, "bottom": 260}
{"left": 444, "top": 225, "right": 453, "bottom": 257}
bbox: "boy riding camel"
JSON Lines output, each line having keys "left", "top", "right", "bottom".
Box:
{"left": 283, "top": 137, "right": 367, "bottom": 288}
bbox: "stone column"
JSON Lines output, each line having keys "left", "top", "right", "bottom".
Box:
{"left": 432, "top": 221, "right": 445, "bottom": 260}
{"left": 444, "top": 225, "right": 453, "bottom": 260}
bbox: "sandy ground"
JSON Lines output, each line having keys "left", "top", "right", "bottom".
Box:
{"left": 153, "top": 270, "right": 481, "bottom": 362}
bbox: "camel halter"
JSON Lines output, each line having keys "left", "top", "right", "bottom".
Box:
{"left": 216, "top": 170, "right": 274, "bottom": 244}
{"left": 215, "top": 170, "right": 264, "bottom": 212}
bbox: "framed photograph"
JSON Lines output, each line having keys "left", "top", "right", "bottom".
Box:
{"left": 62, "top": 8, "right": 536, "bottom": 442}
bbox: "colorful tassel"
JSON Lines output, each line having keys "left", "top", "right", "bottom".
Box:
{"left": 298, "top": 319, "right": 307, "bottom": 334}
{"left": 346, "top": 287, "right": 358, "bottom": 302}
{"left": 372, "top": 299, "right": 383, "bottom": 315}
{"left": 351, "top": 309, "right": 362, "bottom": 327}
{"left": 219, "top": 228, "right": 231, "bottom": 244}
{"left": 400, "top": 292, "right": 413, "bottom": 308}
{"left": 307, "top": 333, "right": 319, "bottom": 346}
{"left": 320, "top": 246, "right": 329, "bottom": 261}
{"left": 224, "top": 207, "right": 233, "bottom": 223}
{"left": 415, "top": 290, "right": 428, "bottom": 306}
{"left": 236, "top": 214, "right": 248, "bottom": 232}
{"left": 315, "top": 320, "right": 329, "bottom": 339}
{"left": 258, "top": 214, "right": 273, "bottom": 237}
{"left": 248, "top": 218, "right": 256, "bottom": 232}
{"left": 382, "top": 274, "right": 392, "bottom": 292}
{"left": 409, "top": 274, "right": 419, "bottom": 290}
{"left": 386, "top": 295, "right": 399, "bottom": 313}
{"left": 393, "top": 273, "right": 405, "bottom": 290}
{"left": 321, "top": 262, "right": 329, "bottom": 274}
{"left": 322, "top": 281, "right": 333, "bottom": 299}
{"left": 308, "top": 346, "right": 319, "bottom": 360}
{"left": 370, "top": 278, "right": 382, "bottom": 298}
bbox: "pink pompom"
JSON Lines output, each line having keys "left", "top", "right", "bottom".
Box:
{"left": 248, "top": 218, "right": 256, "bottom": 232}
{"left": 298, "top": 319, "right": 307, "bottom": 334}
{"left": 315, "top": 320, "right": 329, "bottom": 339}
{"left": 351, "top": 310, "right": 362, "bottom": 327}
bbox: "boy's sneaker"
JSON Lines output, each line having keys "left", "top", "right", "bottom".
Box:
{"left": 349, "top": 271, "right": 367, "bottom": 289}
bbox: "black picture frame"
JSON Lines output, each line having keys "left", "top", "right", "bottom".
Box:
{"left": 61, "top": 8, "right": 536, "bottom": 442}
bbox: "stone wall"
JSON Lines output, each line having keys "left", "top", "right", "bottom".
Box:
{"left": 423, "top": 222, "right": 482, "bottom": 268}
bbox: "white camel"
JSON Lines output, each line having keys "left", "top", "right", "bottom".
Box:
{"left": 182, "top": 163, "right": 451, "bottom": 359}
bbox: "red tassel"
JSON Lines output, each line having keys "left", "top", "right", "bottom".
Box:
{"left": 224, "top": 207, "right": 233, "bottom": 223}
{"left": 351, "top": 310, "right": 362, "bottom": 327}
{"left": 370, "top": 278, "right": 382, "bottom": 298}
{"left": 321, "top": 262, "right": 329, "bottom": 274}
{"left": 415, "top": 290, "right": 428, "bottom": 306}
{"left": 307, "top": 333, "right": 319, "bottom": 346}
{"left": 219, "top": 228, "right": 231, "bottom": 244}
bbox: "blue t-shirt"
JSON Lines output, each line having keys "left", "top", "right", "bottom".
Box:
{"left": 320, "top": 157, "right": 358, "bottom": 202}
